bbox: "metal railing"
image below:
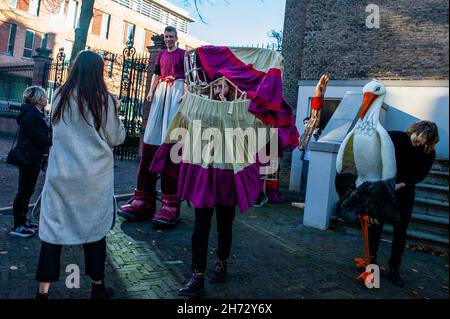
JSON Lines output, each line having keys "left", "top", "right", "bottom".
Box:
{"left": 0, "top": 64, "right": 34, "bottom": 114}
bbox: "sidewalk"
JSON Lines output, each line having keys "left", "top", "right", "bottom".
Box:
{"left": 0, "top": 134, "right": 448, "bottom": 299}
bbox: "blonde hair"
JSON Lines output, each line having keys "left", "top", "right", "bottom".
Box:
{"left": 407, "top": 121, "right": 439, "bottom": 154}
{"left": 23, "top": 86, "right": 47, "bottom": 105}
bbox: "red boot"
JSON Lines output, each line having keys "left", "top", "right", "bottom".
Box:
{"left": 118, "top": 189, "right": 156, "bottom": 222}
{"left": 152, "top": 195, "right": 181, "bottom": 226}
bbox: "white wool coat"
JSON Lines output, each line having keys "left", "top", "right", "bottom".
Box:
{"left": 39, "top": 91, "right": 125, "bottom": 245}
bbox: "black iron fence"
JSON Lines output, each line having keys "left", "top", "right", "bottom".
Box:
{"left": 0, "top": 64, "right": 34, "bottom": 114}
{"left": 46, "top": 48, "right": 70, "bottom": 103}
{"left": 114, "top": 43, "right": 150, "bottom": 161}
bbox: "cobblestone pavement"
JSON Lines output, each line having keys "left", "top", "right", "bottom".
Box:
{"left": 0, "top": 134, "right": 448, "bottom": 299}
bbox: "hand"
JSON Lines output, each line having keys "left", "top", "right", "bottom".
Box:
{"left": 395, "top": 182, "right": 406, "bottom": 191}
{"left": 369, "top": 218, "right": 380, "bottom": 225}
{"left": 314, "top": 74, "right": 329, "bottom": 98}
{"left": 146, "top": 92, "right": 153, "bottom": 103}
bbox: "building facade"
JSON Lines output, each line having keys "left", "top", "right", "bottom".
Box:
{"left": 0, "top": 0, "right": 206, "bottom": 66}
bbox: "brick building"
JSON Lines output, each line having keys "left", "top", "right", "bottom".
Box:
{"left": 281, "top": 0, "right": 449, "bottom": 190}
{"left": 0, "top": 0, "right": 206, "bottom": 66}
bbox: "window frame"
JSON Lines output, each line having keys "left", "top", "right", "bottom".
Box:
{"left": 10, "top": 0, "right": 41, "bottom": 16}
{"left": 23, "top": 29, "right": 36, "bottom": 59}
{"left": 0, "top": 23, "right": 17, "bottom": 56}
{"left": 143, "top": 29, "right": 155, "bottom": 50}
{"left": 67, "top": 0, "right": 79, "bottom": 29}
{"left": 122, "top": 21, "right": 136, "bottom": 45}
{"left": 100, "top": 13, "right": 110, "bottom": 39}
{"left": 8, "top": 23, "right": 17, "bottom": 56}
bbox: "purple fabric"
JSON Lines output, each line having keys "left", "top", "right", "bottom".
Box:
{"left": 155, "top": 48, "right": 186, "bottom": 80}
{"left": 177, "top": 162, "right": 263, "bottom": 212}
{"left": 150, "top": 143, "right": 263, "bottom": 212}
{"left": 196, "top": 46, "right": 299, "bottom": 150}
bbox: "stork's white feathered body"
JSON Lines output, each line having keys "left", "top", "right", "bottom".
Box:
{"left": 335, "top": 80, "right": 397, "bottom": 275}
{"left": 336, "top": 80, "right": 396, "bottom": 186}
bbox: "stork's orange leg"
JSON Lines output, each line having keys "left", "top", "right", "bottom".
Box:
{"left": 354, "top": 215, "right": 371, "bottom": 269}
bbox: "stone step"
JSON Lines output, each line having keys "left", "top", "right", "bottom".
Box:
{"left": 383, "top": 224, "right": 448, "bottom": 246}
{"left": 416, "top": 183, "right": 449, "bottom": 202}
{"left": 341, "top": 219, "right": 448, "bottom": 249}
{"left": 412, "top": 212, "right": 449, "bottom": 225}
{"left": 432, "top": 157, "right": 449, "bottom": 173}
{"left": 410, "top": 213, "right": 449, "bottom": 238}
{"left": 423, "top": 170, "right": 449, "bottom": 187}
{"left": 413, "top": 197, "right": 449, "bottom": 219}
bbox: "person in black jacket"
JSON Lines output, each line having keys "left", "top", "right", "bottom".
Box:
{"left": 368, "top": 121, "right": 439, "bottom": 287}
{"left": 9, "top": 86, "right": 52, "bottom": 238}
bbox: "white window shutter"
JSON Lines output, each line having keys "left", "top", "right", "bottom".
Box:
{"left": 101, "top": 14, "right": 110, "bottom": 39}
{"left": 29, "top": 0, "right": 40, "bottom": 16}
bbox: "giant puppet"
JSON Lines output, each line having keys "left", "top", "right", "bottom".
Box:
{"left": 118, "top": 26, "right": 186, "bottom": 225}
{"left": 149, "top": 46, "right": 300, "bottom": 215}
{"left": 335, "top": 80, "right": 399, "bottom": 282}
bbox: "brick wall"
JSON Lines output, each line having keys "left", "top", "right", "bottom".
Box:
{"left": 283, "top": 0, "right": 449, "bottom": 89}
{"left": 281, "top": 0, "right": 310, "bottom": 110}
{"left": 299, "top": 0, "right": 449, "bottom": 81}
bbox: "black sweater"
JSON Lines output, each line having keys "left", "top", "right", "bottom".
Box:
{"left": 16, "top": 103, "right": 52, "bottom": 166}
{"left": 388, "top": 131, "right": 435, "bottom": 188}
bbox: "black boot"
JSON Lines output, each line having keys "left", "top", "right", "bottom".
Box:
{"left": 387, "top": 269, "right": 405, "bottom": 287}
{"left": 91, "top": 282, "right": 114, "bottom": 299}
{"left": 210, "top": 260, "right": 227, "bottom": 284}
{"left": 178, "top": 273, "right": 204, "bottom": 297}
{"left": 35, "top": 291, "right": 49, "bottom": 299}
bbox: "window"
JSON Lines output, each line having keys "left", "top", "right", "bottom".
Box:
{"left": 67, "top": 0, "right": 78, "bottom": 28}
{"left": 122, "top": 21, "right": 135, "bottom": 45}
{"left": 143, "top": 29, "right": 154, "bottom": 49}
{"left": 23, "top": 30, "right": 35, "bottom": 58}
{"left": 58, "top": 0, "right": 66, "bottom": 15}
{"left": 63, "top": 40, "right": 73, "bottom": 61}
{"left": 10, "top": 0, "right": 41, "bottom": 16}
{"left": 0, "top": 23, "right": 17, "bottom": 56}
{"left": 100, "top": 13, "right": 110, "bottom": 39}
{"left": 90, "top": 10, "right": 110, "bottom": 39}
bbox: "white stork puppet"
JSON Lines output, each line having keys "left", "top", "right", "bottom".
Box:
{"left": 335, "top": 80, "right": 399, "bottom": 277}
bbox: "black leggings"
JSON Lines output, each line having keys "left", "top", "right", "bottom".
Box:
{"left": 192, "top": 204, "right": 236, "bottom": 272}
{"left": 35, "top": 237, "right": 106, "bottom": 282}
{"left": 368, "top": 188, "right": 415, "bottom": 271}
{"left": 13, "top": 164, "right": 41, "bottom": 227}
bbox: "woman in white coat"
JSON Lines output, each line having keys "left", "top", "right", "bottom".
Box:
{"left": 35, "top": 50, "right": 125, "bottom": 299}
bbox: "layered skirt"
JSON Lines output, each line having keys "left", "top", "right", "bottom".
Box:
{"left": 143, "top": 79, "right": 184, "bottom": 146}
{"left": 150, "top": 92, "right": 276, "bottom": 212}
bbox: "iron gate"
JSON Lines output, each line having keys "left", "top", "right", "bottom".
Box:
{"left": 114, "top": 38, "right": 150, "bottom": 161}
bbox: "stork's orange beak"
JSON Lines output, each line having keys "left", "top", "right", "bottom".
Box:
{"left": 358, "top": 92, "right": 378, "bottom": 119}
